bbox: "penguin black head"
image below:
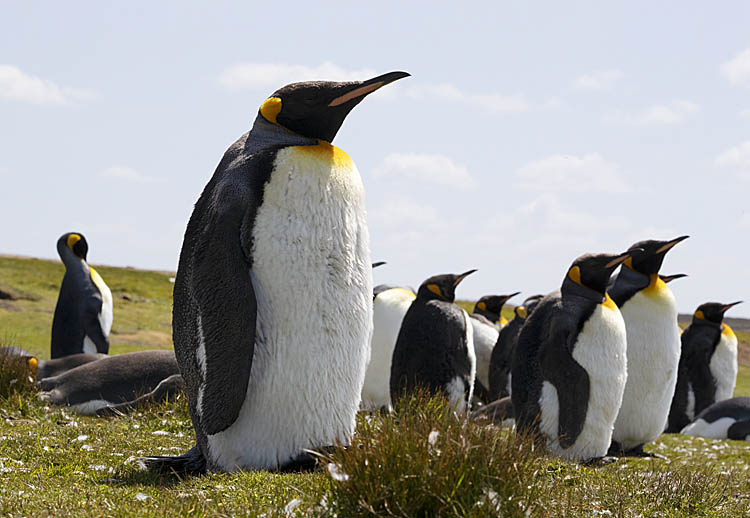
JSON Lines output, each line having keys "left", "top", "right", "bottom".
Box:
{"left": 693, "top": 301, "right": 743, "bottom": 324}
{"left": 624, "top": 236, "right": 689, "bottom": 276}
{"left": 521, "top": 294, "right": 544, "bottom": 315}
{"left": 565, "top": 251, "right": 636, "bottom": 295}
{"left": 417, "top": 270, "right": 477, "bottom": 303}
{"left": 57, "top": 232, "right": 88, "bottom": 261}
{"left": 257, "top": 71, "right": 410, "bottom": 142}
{"left": 474, "top": 292, "right": 520, "bottom": 316}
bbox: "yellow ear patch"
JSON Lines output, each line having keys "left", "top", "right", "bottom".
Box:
{"left": 568, "top": 266, "right": 582, "bottom": 285}
{"left": 722, "top": 323, "right": 736, "bottom": 339}
{"left": 67, "top": 234, "right": 81, "bottom": 250}
{"left": 516, "top": 306, "right": 527, "bottom": 318}
{"left": 602, "top": 293, "right": 618, "bottom": 310}
{"left": 427, "top": 284, "right": 442, "bottom": 297}
{"left": 260, "top": 97, "right": 282, "bottom": 124}
{"left": 476, "top": 302, "right": 487, "bottom": 311}
{"left": 694, "top": 310, "right": 705, "bottom": 320}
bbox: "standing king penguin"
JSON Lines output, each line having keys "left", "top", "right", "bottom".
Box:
{"left": 608, "top": 236, "right": 688, "bottom": 456}
{"left": 667, "top": 301, "right": 742, "bottom": 433}
{"left": 51, "top": 232, "right": 113, "bottom": 358}
{"left": 144, "top": 72, "right": 409, "bottom": 474}
{"left": 390, "top": 270, "right": 478, "bottom": 412}
{"left": 512, "top": 252, "right": 633, "bottom": 462}
{"left": 472, "top": 293, "right": 519, "bottom": 328}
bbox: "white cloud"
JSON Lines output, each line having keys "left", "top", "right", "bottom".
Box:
{"left": 373, "top": 152, "right": 476, "bottom": 190}
{"left": 369, "top": 195, "right": 440, "bottom": 228}
{"left": 101, "top": 166, "right": 164, "bottom": 184}
{"left": 0, "top": 65, "right": 97, "bottom": 105}
{"left": 715, "top": 140, "right": 750, "bottom": 180}
{"left": 572, "top": 69, "right": 624, "bottom": 90}
{"left": 606, "top": 99, "right": 699, "bottom": 125}
{"left": 516, "top": 153, "right": 628, "bottom": 193}
{"left": 720, "top": 49, "right": 750, "bottom": 87}
{"left": 218, "top": 62, "right": 377, "bottom": 90}
{"left": 406, "top": 83, "right": 529, "bottom": 113}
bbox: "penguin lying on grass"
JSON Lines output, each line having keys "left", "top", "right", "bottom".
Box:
{"left": 51, "top": 233, "right": 113, "bottom": 358}
{"left": 512, "top": 251, "right": 634, "bottom": 463}
{"left": 143, "top": 71, "right": 409, "bottom": 474}
{"left": 39, "top": 350, "right": 181, "bottom": 415}
{"left": 390, "top": 270, "right": 478, "bottom": 412}
{"left": 681, "top": 397, "right": 750, "bottom": 441}
{"left": 667, "top": 301, "right": 742, "bottom": 433}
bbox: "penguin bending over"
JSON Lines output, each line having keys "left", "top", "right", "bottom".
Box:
{"left": 608, "top": 236, "right": 688, "bottom": 456}
{"left": 142, "top": 72, "right": 408, "bottom": 474}
{"left": 512, "top": 251, "right": 632, "bottom": 462}
{"left": 390, "top": 270, "right": 477, "bottom": 412}
{"left": 681, "top": 397, "right": 750, "bottom": 440}
{"left": 51, "top": 233, "right": 113, "bottom": 358}
{"left": 666, "top": 301, "right": 742, "bottom": 433}
{"left": 38, "top": 350, "right": 180, "bottom": 415}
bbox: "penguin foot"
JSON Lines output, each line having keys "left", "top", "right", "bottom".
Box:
{"left": 582, "top": 456, "right": 618, "bottom": 466}
{"left": 138, "top": 444, "right": 207, "bottom": 476}
{"left": 609, "top": 443, "right": 666, "bottom": 459}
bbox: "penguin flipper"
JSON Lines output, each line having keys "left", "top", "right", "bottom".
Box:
{"left": 82, "top": 297, "right": 109, "bottom": 353}
{"left": 727, "top": 419, "right": 750, "bottom": 441}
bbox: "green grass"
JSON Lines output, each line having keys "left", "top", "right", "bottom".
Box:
{"left": 1, "top": 256, "right": 750, "bottom": 516}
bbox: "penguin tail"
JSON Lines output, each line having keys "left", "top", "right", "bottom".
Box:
{"left": 137, "top": 444, "right": 207, "bottom": 476}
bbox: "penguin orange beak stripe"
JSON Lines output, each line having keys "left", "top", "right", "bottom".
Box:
{"left": 453, "top": 269, "right": 478, "bottom": 287}
{"left": 722, "top": 301, "right": 743, "bottom": 313}
{"left": 605, "top": 249, "right": 642, "bottom": 269}
{"left": 328, "top": 71, "right": 410, "bottom": 107}
{"left": 655, "top": 235, "right": 689, "bottom": 254}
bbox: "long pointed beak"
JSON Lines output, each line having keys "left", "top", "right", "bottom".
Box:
{"left": 453, "top": 269, "right": 478, "bottom": 287}
{"left": 655, "top": 235, "right": 690, "bottom": 254}
{"left": 328, "top": 71, "right": 410, "bottom": 107}
{"left": 722, "top": 301, "right": 743, "bottom": 313}
{"left": 659, "top": 273, "right": 688, "bottom": 284}
{"left": 502, "top": 291, "right": 521, "bottom": 303}
{"left": 606, "top": 249, "right": 642, "bottom": 268}
{"left": 371, "top": 261, "right": 387, "bottom": 269}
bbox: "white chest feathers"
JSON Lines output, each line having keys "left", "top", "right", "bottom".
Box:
{"left": 710, "top": 326, "right": 738, "bottom": 403}
{"left": 612, "top": 284, "right": 680, "bottom": 450}
{"left": 82, "top": 266, "right": 113, "bottom": 354}
{"left": 472, "top": 319, "right": 500, "bottom": 391}
{"left": 361, "top": 288, "right": 415, "bottom": 411}
{"left": 539, "top": 299, "right": 628, "bottom": 461}
{"left": 205, "top": 143, "right": 373, "bottom": 471}
{"left": 446, "top": 309, "right": 476, "bottom": 413}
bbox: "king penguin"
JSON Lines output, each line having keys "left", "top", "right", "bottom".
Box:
{"left": 488, "top": 294, "right": 540, "bottom": 401}
{"left": 390, "top": 270, "right": 478, "bottom": 412}
{"left": 50, "top": 232, "right": 113, "bottom": 359}
{"left": 143, "top": 71, "right": 409, "bottom": 474}
{"left": 666, "top": 301, "right": 742, "bottom": 433}
{"left": 512, "top": 251, "right": 633, "bottom": 462}
{"left": 470, "top": 292, "right": 520, "bottom": 403}
{"left": 608, "top": 236, "right": 688, "bottom": 456}
{"left": 681, "top": 397, "right": 750, "bottom": 440}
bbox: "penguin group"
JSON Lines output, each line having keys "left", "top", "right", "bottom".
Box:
{"left": 3, "top": 70, "right": 747, "bottom": 478}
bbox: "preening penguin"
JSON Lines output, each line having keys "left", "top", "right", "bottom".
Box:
{"left": 390, "top": 270, "right": 478, "bottom": 412}
{"left": 608, "top": 236, "right": 688, "bottom": 456}
{"left": 666, "top": 301, "right": 742, "bottom": 433}
{"left": 51, "top": 233, "right": 113, "bottom": 358}
{"left": 144, "top": 71, "right": 409, "bottom": 474}
{"left": 512, "top": 252, "right": 631, "bottom": 462}
{"left": 681, "top": 397, "right": 750, "bottom": 440}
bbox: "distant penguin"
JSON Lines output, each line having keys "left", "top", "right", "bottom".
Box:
{"left": 142, "top": 72, "right": 409, "bottom": 474}
{"left": 488, "top": 296, "right": 535, "bottom": 401}
{"left": 607, "top": 236, "right": 688, "bottom": 456}
{"left": 681, "top": 397, "right": 750, "bottom": 440}
{"left": 666, "top": 301, "right": 742, "bottom": 433}
{"left": 361, "top": 284, "right": 416, "bottom": 411}
{"left": 512, "top": 251, "right": 632, "bottom": 462}
{"left": 50, "top": 233, "right": 113, "bottom": 358}
{"left": 472, "top": 293, "right": 520, "bottom": 328}
{"left": 38, "top": 350, "right": 180, "bottom": 415}
{"left": 390, "top": 270, "right": 478, "bottom": 412}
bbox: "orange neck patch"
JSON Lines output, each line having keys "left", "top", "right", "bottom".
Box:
{"left": 643, "top": 273, "right": 667, "bottom": 297}
{"left": 722, "top": 323, "right": 736, "bottom": 339}
{"left": 295, "top": 141, "right": 353, "bottom": 169}
{"left": 602, "top": 292, "right": 618, "bottom": 311}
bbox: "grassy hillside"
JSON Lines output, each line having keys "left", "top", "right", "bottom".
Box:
{"left": 1, "top": 255, "right": 750, "bottom": 517}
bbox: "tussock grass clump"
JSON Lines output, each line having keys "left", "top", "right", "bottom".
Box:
{"left": 0, "top": 342, "right": 37, "bottom": 399}
{"left": 323, "top": 392, "right": 545, "bottom": 517}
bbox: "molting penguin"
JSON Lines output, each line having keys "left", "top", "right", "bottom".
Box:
{"left": 38, "top": 350, "right": 180, "bottom": 415}
{"left": 681, "top": 397, "right": 750, "bottom": 440}
{"left": 488, "top": 295, "right": 540, "bottom": 401}
{"left": 51, "top": 233, "right": 113, "bottom": 358}
{"left": 390, "top": 270, "right": 478, "bottom": 412}
{"left": 512, "top": 252, "right": 632, "bottom": 462}
{"left": 666, "top": 301, "right": 742, "bottom": 433}
{"left": 608, "top": 236, "right": 688, "bottom": 456}
{"left": 143, "top": 71, "right": 409, "bottom": 474}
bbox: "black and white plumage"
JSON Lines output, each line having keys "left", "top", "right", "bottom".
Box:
{"left": 143, "top": 72, "right": 409, "bottom": 474}
{"left": 608, "top": 236, "right": 688, "bottom": 456}
{"left": 488, "top": 300, "right": 531, "bottom": 400}
{"left": 512, "top": 252, "right": 631, "bottom": 462}
{"left": 50, "top": 233, "right": 113, "bottom": 358}
{"left": 681, "top": 397, "right": 750, "bottom": 441}
{"left": 390, "top": 271, "right": 478, "bottom": 412}
{"left": 667, "top": 301, "right": 742, "bottom": 433}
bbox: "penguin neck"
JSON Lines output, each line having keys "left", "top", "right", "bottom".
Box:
{"left": 608, "top": 265, "right": 649, "bottom": 307}
{"left": 691, "top": 317, "right": 722, "bottom": 331}
{"left": 560, "top": 277, "right": 605, "bottom": 304}
{"left": 474, "top": 308, "right": 498, "bottom": 321}
{"left": 59, "top": 247, "right": 90, "bottom": 278}
{"left": 248, "top": 116, "right": 318, "bottom": 153}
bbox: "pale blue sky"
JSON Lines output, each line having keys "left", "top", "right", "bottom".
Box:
{"left": 2, "top": 2, "right": 749, "bottom": 315}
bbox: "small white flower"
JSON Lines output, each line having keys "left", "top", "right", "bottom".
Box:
{"left": 327, "top": 463, "right": 350, "bottom": 482}
{"left": 135, "top": 492, "right": 150, "bottom": 501}
{"left": 81, "top": 444, "right": 94, "bottom": 451}
{"left": 75, "top": 435, "right": 88, "bottom": 442}
{"left": 151, "top": 430, "right": 169, "bottom": 436}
